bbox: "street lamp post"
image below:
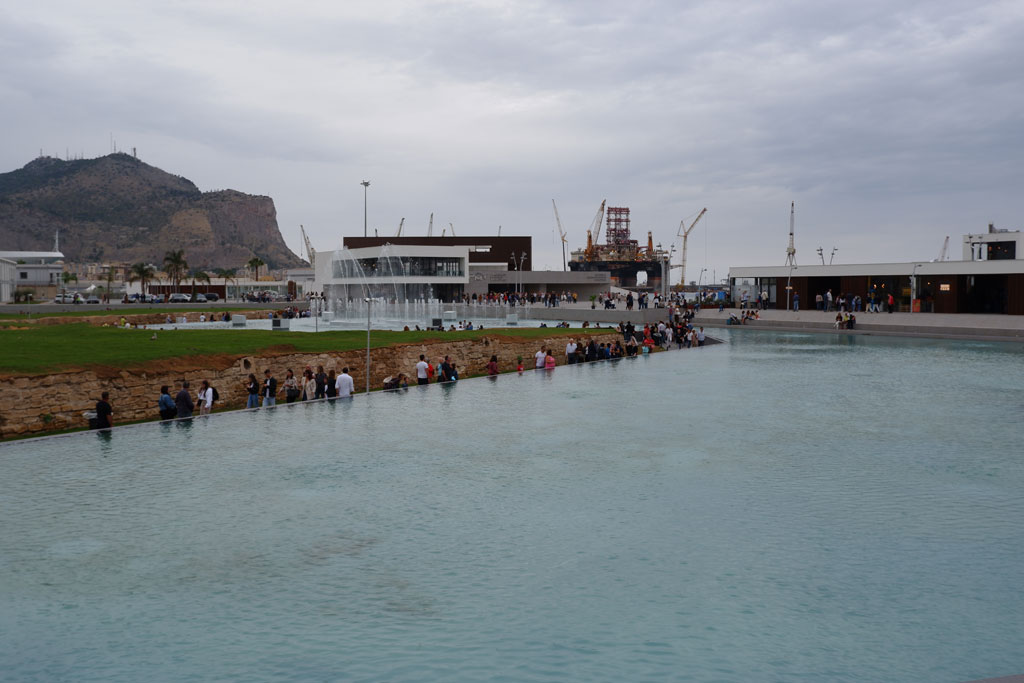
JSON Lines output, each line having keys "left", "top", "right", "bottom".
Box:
{"left": 361, "top": 180, "right": 370, "bottom": 238}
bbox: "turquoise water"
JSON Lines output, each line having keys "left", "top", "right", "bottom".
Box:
{"left": 2, "top": 329, "right": 1022, "bottom": 682}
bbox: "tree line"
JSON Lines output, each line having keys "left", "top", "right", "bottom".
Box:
{"left": 127, "top": 251, "right": 267, "bottom": 296}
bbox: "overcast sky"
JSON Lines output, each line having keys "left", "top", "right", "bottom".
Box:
{"left": 3, "top": 0, "right": 1023, "bottom": 282}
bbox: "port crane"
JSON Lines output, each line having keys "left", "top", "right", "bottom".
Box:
{"left": 300, "top": 224, "right": 315, "bottom": 271}
{"left": 583, "top": 200, "right": 607, "bottom": 260}
{"left": 395, "top": 217, "right": 405, "bottom": 237}
{"left": 784, "top": 202, "right": 797, "bottom": 266}
{"left": 674, "top": 208, "right": 707, "bottom": 287}
{"left": 552, "top": 200, "right": 568, "bottom": 271}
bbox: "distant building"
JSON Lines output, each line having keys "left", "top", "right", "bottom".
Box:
{"left": 0, "top": 251, "right": 66, "bottom": 299}
{"left": 728, "top": 226, "right": 1024, "bottom": 314}
{"left": 0, "top": 257, "right": 15, "bottom": 302}
{"left": 328, "top": 235, "right": 609, "bottom": 299}
{"left": 316, "top": 244, "right": 470, "bottom": 302}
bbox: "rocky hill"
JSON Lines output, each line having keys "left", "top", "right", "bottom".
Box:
{"left": 0, "top": 154, "right": 305, "bottom": 270}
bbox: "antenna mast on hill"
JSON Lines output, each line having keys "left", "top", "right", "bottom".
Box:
{"left": 784, "top": 201, "right": 797, "bottom": 266}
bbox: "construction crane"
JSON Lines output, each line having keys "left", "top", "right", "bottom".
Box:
{"left": 449, "top": 222, "right": 455, "bottom": 237}
{"left": 395, "top": 217, "right": 405, "bottom": 237}
{"left": 675, "top": 208, "right": 706, "bottom": 287}
{"left": 300, "top": 224, "right": 315, "bottom": 271}
{"left": 552, "top": 200, "right": 568, "bottom": 271}
{"left": 427, "top": 213, "right": 434, "bottom": 237}
{"left": 936, "top": 235, "right": 950, "bottom": 261}
{"left": 584, "top": 200, "right": 607, "bottom": 260}
{"left": 784, "top": 201, "right": 797, "bottom": 266}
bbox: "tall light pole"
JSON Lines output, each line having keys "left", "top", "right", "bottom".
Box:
{"left": 361, "top": 180, "right": 370, "bottom": 238}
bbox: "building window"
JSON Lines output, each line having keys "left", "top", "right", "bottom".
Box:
{"left": 333, "top": 256, "right": 465, "bottom": 279}
{"left": 20, "top": 272, "right": 28, "bottom": 279}
{"left": 986, "top": 241, "right": 1016, "bottom": 260}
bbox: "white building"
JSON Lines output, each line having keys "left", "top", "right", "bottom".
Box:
{"left": 314, "top": 244, "right": 470, "bottom": 304}
{"left": 0, "top": 251, "right": 66, "bottom": 297}
{"left": 0, "top": 257, "right": 15, "bottom": 303}
{"left": 728, "top": 228, "right": 1024, "bottom": 314}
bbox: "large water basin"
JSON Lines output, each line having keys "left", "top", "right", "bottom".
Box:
{"left": 2, "top": 329, "right": 1022, "bottom": 682}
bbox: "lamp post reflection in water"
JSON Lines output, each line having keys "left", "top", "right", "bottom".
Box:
{"left": 364, "top": 297, "right": 371, "bottom": 394}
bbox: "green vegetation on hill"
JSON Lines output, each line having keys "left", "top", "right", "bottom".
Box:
{"left": 0, "top": 324, "right": 589, "bottom": 375}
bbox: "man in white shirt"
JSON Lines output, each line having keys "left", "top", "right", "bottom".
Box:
{"left": 535, "top": 346, "right": 547, "bottom": 369}
{"left": 565, "top": 339, "right": 577, "bottom": 365}
{"left": 415, "top": 354, "right": 430, "bottom": 385}
{"left": 335, "top": 367, "right": 355, "bottom": 398}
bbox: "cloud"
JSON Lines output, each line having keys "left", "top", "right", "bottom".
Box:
{"left": 1, "top": 0, "right": 1022, "bottom": 280}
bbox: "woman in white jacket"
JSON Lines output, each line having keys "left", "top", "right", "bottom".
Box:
{"left": 197, "top": 379, "right": 214, "bottom": 416}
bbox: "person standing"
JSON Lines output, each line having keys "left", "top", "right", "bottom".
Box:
{"left": 887, "top": 292, "right": 895, "bottom": 313}
{"left": 439, "top": 355, "right": 454, "bottom": 382}
{"left": 158, "top": 385, "right": 177, "bottom": 420}
{"left": 175, "top": 381, "right": 194, "bottom": 418}
{"left": 325, "top": 369, "right": 338, "bottom": 399}
{"left": 565, "top": 338, "right": 577, "bottom": 364}
{"left": 697, "top": 327, "right": 706, "bottom": 347}
{"left": 262, "top": 370, "right": 277, "bottom": 408}
{"left": 793, "top": 292, "right": 800, "bottom": 312}
{"left": 197, "top": 380, "right": 213, "bottom": 416}
{"left": 415, "top": 355, "right": 430, "bottom": 385}
{"left": 94, "top": 391, "right": 113, "bottom": 429}
{"left": 301, "top": 369, "right": 316, "bottom": 401}
{"left": 544, "top": 349, "right": 556, "bottom": 370}
{"left": 283, "top": 369, "right": 299, "bottom": 403}
{"left": 335, "top": 367, "right": 355, "bottom": 398}
{"left": 245, "top": 373, "right": 259, "bottom": 409}
{"left": 486, "top": 355, "right": 499, "bottom": 376}
{"left": 535, "top": 346, "right": 547, "bottom": 370}
{"left": 314, "top": 365, "right": 327, "bottom": 400}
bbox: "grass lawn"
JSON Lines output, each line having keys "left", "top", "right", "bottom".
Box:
{"left": 0, "top": 324, "right": 594, "bottom": 375}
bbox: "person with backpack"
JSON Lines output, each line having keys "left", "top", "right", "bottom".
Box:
{"left": 197, "top": 379, "right": 214, "bottom": 416}
{"left": 158, "top": 385, "right": 177, "bottom": 420}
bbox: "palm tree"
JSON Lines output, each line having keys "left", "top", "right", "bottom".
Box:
{"left": 103, "top": 265, "right": 118, "bottom": 303}
{"left": 128, "top": 262, "right": 156, "bottom": 298}
{"left": 188, "top": 268, "right": 211, "bottom": 297}
{"left": 247, "top": 256, "right": 265, "bottom": 282}
{"left": 61, "top": 271, "right": 78, "bottom": 296}
{"left": 163, "top": 250, "right": 188, "bottom": 292}
{"left": 214, "top": 267, "right": 237, "bottom": 301}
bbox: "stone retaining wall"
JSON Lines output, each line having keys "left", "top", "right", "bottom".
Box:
{"left": 0, "top": 332, "right": 624, "bottom": 439}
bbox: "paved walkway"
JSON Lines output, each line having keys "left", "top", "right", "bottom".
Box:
{"left": 693, "top": 308, "right": 1024, "bottom": 342}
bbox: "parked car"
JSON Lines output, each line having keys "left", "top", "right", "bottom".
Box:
{"left": 168, "top": 293, "right": 191, "bottom": 303}
{"left": 86, "top": 295, "right": 101, "bottom": 304}
{"left": 53, "top": 293, "right": 74, "bottom": 303}
{"left": 204, "top": 293, "right": 220, "bottom": 302}
{"left": 194, "top": 293, "right": 208, "bottom": 303}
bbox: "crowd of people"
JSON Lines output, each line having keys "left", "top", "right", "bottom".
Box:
{"left": 90, "top": 306, "right": 714, "bottom": 431}
{"left": 814, "top": 288, "right": 895, "bottom": 314}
